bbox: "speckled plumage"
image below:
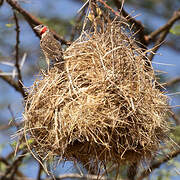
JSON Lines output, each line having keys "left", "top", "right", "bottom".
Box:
{"left": 34, "top": 24, "right": 63, "bottom": 69}
{"left": 40, "top": 31, "right": 63, "bottom": 67}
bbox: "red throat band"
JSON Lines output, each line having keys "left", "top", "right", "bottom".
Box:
{"left": 40, "top": 26, "right": 47, "bottom": 35}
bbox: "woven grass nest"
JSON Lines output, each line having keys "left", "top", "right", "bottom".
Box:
{"left": 24, "top": 20, "right": 169, "bottom": 169}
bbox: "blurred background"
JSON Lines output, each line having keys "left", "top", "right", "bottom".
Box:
{"left": 0, "top": 0, "right": 180, "bottom": 179}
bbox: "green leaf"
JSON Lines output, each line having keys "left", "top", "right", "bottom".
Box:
{"left": 170, "top": 24, "right": 180, "bottom": 36}
{"left": 5, "top": 23, "right": 14, "bottom": 28}
{"left": 11, "top": 139, "right": 34, "bottom": 150}
{"left": 0, "top": 162, "right": 6, "bottom": 172}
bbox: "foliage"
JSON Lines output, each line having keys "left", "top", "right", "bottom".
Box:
{"left": 170, "top": 24, "right": 180, "bottom": 36}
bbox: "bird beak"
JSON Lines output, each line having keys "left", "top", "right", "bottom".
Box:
{"left": 33, "top": 26, "right": 39, "bottom": 30}
{"left": 33, "top": 25, "right": 42, "bottom": 34}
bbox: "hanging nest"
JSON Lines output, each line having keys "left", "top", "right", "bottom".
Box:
{"left": 23, "top": 20, "right": 169, "bottom": 170}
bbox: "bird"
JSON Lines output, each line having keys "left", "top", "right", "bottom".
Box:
{"left": 33, "top": 24, "right": 63, "bottom": 71}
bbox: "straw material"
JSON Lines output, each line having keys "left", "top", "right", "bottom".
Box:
{"left": 24, "top": 20, "right": 169, "bottom": 169}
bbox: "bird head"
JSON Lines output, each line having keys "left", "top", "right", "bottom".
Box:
{"left": 34, "top": 24, "right": 49, "bottom": 36}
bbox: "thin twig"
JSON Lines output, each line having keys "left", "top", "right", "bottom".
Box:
{"left": 70, "top": 8, "right": 86, "bottom": 41}
{"left": 0, "top": 157, "right": 9, "bottom": 166}
{"left": 101, "top": 164, "right": 117, "bottom": 177}
{"left": 0, "top": 121, "right": 23, "bottom": 130}
{"left": 163, "top": 77, "right": 180, "bottom": 87}
{"left": 6, "top": 0, "right": 70, "bottom": 45}
{"left": 147, "top": 10, "right": 180, "bottom": 42}
{"left": 1, "top": 150, "right": 27, "bottom": 180}
{"left": 148, "top": 10, "right": 180, "bottom": 61}
{"left": 170, "top": 111, "right": 180, "bottom": 125}
{"left": 0, "top": 155, "right": 26, "bottom": 179}
{"left": 77, "top": 0, "right": 89, "bottom": 14}
{"left": 37, "top": 163, "right": 43, "bottom": 180}
{"left": 89, "top": 0, "right": 98, "bottom": 29}
{"left": 112, "top": 0, "right": 148, "bottom": 47}
{"left": 137, "top": 149, "right": 180, "bottom": 180}
{"left": 0, "top": 0, "right": 4, "bottom": 6}
{"left": 0, "top": 10, "right": 26, "bottom": 98}
{"left": 99, "top": 0, "right": 122, "bottom": 18}
{"left": 0, "top": 70, "right": 26, "bottom": 97}
{"left": 13, "top": 11, "right": 24, "bottom": 89}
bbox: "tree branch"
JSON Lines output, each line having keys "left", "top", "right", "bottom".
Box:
{"left": 137, "top": 149, "right": 180, "bottom": 180}
{"left": 0, "top": 0, "right": 4, "bottom": 6}
{"left": 170, "top": 110, "right": 180, "bottom": 125}
{"left": 70, "top": 7, "right": 86, "bottom": 41}
{"left": 37, "top": 163, "right": 43, "bottom": 180}
{"left": 112, "top": 0, "right": 148, "bottom": 47}
{"left": 13, "top": 11, "right": 25, "bottom": 94}
{"left": 98, "top": 0, "right": 122, "bottom": 18}
{"left": 6, "top": 0, "right": 70, "bottom": 45}
{"left": 163, "top": 77, "right": 180, "bottom": 87}
{"left": 0, "top": 70, "right": 26, "bottom": 97}
{"left": 0, "top": 157, "right": 9, "bottom": 166}
{"left": 147, "top": 10, "right": 180, "bottom": 42}
{"left": 148, "top": 10, "right": 180, "bottom": 61}
{"left": 0, "top": 173, "right": 33, "bottom": 180}
{"left": 0, "top": 121, "right": 23, "bottom": 130}
{"left": 1, "top": 151, "right": 27, "bottom": 180}
{"left": 13, "top": 11, "right": 21, "bottom": 80}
